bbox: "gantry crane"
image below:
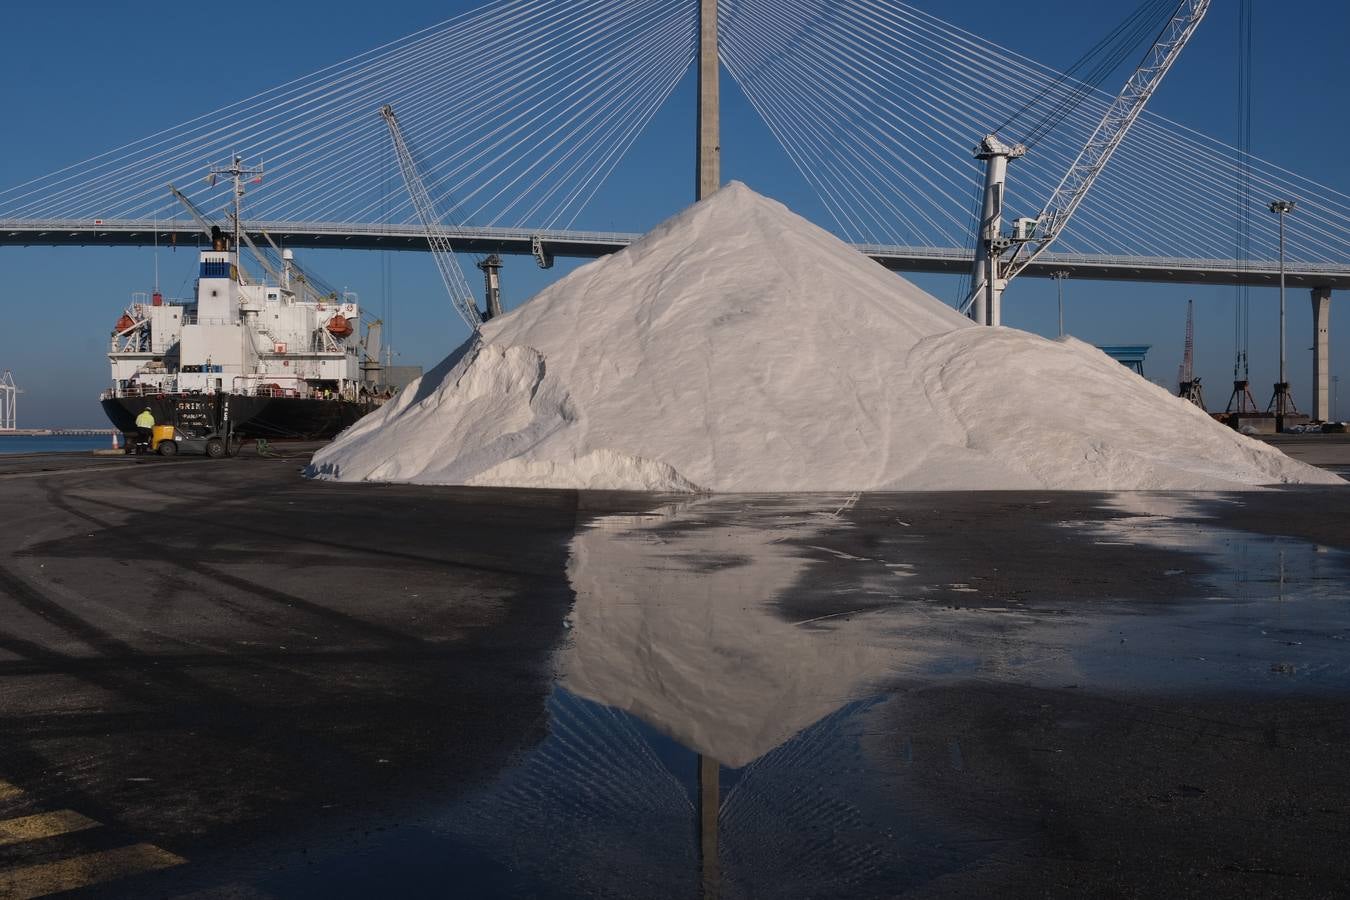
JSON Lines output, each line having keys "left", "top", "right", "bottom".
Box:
{"left": 964, "top": 0, "right": 1211, "bottom": 325}
{"left": 379, "top": 104, "right": 484, "bottom": 332}
{"left": 0, "top": 371, "right": 19, "bottom": 431}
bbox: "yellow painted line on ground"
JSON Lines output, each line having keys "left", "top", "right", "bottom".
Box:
{"left": 0, "top": 842, "right": 185, "bottom": 900}
{"left": 0, "top": 783, "right": 22, "bottom": 803}
{"left": 0, "top": 810, "right": 100, "bottom": 848}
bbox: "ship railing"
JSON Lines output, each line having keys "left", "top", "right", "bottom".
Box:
{"left": 253, "top": 385, "right": 305, "bottom": 398}
{"left": 103, "top": 381, "right": 180, "bottom": 400}
{"left": 232, "top": 375, "right": 311, "bottom": 399}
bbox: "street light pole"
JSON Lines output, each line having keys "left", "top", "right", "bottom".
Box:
{"left": 1051, "top": 270, "right": 1070, "bottom": 337}
{"left": 1268, "top": 200, "right": 1296, "bottom": 420}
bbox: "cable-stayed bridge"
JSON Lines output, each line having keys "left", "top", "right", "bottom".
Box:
{"left": 3, "top": 0, "right": 1347, "bottom": 271}
{"left": 2, "top": 0, "right": 1348, "bottom": 406}
{"left": 4, "top": 218, "right": 1348, "bottom": 291}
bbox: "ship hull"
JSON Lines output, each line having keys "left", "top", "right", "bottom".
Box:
{"left": 102, "top": 394, "right": 371, "bottom": 440}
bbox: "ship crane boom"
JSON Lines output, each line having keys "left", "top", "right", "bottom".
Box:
{"left": 379, "top": 104, "right": 483, "bottom": 332}
{"left": 963, "top": 0, "right": 1211, "bottom": 324}
{"left": 168, "top": 183, "right": 255, "bottom": 286}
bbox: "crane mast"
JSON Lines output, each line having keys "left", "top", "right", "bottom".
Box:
{"left": 1177, "top": 298, "right": 1205, "bottom": 409}
{"left": 964, "top": 0, "right": 1211, "bottom": 324}
{"left": 379, "top": 104, "right": 483, "bottom": 332}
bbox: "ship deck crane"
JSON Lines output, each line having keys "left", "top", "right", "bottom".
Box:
{"left": 170, "top": 183, "right": 337, "bottom": 308}
{"left": 963, "top": 0, "right": 1211, "bottom": 325}
{"left": 167, "top": 184, "right": 251, "bottom": 285}
{"left": 379, "top": 104, "right": 484, "bottom": 332}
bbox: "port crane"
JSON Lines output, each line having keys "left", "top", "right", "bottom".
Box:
{"left": 963, "top": 0, "right": 1211, "bottom": 326}
{"left": 0, "top": 371, "right": 19, "bottom": 431}
{"left": 1177, "top": 299, "right": 1206, "bottom": 409}
{"left": 379, "top": 104, "right": 485, "bottom": 331}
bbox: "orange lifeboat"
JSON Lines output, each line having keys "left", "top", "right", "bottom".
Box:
{"left": 326, "top": 314, "right": 354, "bottom": 339}
{"left": 115, "top": 314, "right": 136, "bottom": 333}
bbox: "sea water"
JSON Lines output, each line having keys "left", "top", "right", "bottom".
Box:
{"left": 0, "top": 435, "right": 115, "bottom": 455}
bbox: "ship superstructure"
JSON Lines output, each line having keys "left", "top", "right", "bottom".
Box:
{"left": 108, "top": 240, "right": 365, "bottom": 401}
{"left": 101, "top": 157, "right": 389, "bottom": 441}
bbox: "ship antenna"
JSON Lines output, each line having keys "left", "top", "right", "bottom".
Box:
{"left": 233, "top": 154, "right": 240, "bottom": 266}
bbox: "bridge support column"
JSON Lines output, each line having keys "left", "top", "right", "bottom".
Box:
{"left": 1312, "top": 286, "right": 1331, "bottom": 421}
{"left": 697, "top": 0, "right": 720, "bottom": 201}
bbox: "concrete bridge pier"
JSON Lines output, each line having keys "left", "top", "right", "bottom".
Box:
{"left": 1311, "top": 286, "right": 1331, "bottom": 421}
{"left": 696, "top": 0, "right": 720, "bottom": 202}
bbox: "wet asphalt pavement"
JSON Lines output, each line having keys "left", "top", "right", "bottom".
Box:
{"left": 0, "top": 448, "right": 1347, "bottom": 898}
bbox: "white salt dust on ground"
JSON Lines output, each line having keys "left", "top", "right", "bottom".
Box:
{"left": 308, "top": 182, "right": 1340, "bottom": 492}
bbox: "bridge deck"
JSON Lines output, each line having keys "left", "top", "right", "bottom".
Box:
{"left": 3, "top": 219, "right": 1347, "bottom": 289}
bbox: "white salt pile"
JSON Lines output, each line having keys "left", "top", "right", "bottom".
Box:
{"left": 309, "top": 182, "right": 1340, "bottom": 491}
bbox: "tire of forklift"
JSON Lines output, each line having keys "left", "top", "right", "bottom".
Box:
{"left": 205, "top": 437, "right": 227, "bottom": 459}
{"left": 157, "top": 440, "right": 178, "bottom": 457}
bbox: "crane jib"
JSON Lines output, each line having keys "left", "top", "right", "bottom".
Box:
{"left": 380, "top": 104, "right": 484, "bottom": 332}
{"left": 963, "top": 0, "right": 1211, "bottom": 323}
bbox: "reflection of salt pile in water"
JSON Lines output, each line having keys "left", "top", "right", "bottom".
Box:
{"left": 309, "top": 182, "right": 1338, "bottom": 491}
{"left": 561, "top": 496, "right": 903, "bottom": 768}
{"left": 445, "top": 498, "right": 908, "bottom": 897}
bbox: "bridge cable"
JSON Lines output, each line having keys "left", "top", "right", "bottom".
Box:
{"left": 717, "top": 0, "right": 1350, "bottom": 266}
{"left": 5, "top": 0, "right": 1350, "bottom": 274}
{"left": 1006, "top": 0, "right": 1180, "bottom": 147}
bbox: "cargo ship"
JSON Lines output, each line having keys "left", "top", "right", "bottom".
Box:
{"left": 101, "top": 158, "right": 395, "bottom": 442}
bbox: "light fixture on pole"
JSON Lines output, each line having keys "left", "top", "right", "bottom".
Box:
{"left": 1266, "top": 200, "right": 1299, "bottom": 423}
{"left": 1050, "top": 270, "right": 1070, "bottom": 337}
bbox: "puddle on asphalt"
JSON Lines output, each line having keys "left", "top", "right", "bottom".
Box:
{"left": 1060, "top": 493, "right": 1350, "bottom": 690}
{"left": 432, "top": 493, "right": 1350, "bottom": 898}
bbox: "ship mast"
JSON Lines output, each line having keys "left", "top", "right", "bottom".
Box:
{"left": 209, "top": 155, "right": 264, "bottom": 281}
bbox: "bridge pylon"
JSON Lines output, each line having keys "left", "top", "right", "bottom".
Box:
{"left": 697, "top": 0, "right": 720, "bottom": 201}
{"left": 1311, "top": 287, "right": 1331, "bottom": 421}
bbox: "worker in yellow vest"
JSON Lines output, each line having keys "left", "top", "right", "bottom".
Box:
{"left": 134, "top": 408, "right": 155, "bottom": 452}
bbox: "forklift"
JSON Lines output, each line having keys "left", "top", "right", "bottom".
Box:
{"left": 128, "top": 396, "right": 242, "bottom": 458}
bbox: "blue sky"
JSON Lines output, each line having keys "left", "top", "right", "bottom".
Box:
{"left": 2, "top": 1, "right": 1348, "bottom": 426}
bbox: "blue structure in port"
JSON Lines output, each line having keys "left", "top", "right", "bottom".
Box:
{"left": 1098, "top": 345, "right": 1152, "bottom": 377}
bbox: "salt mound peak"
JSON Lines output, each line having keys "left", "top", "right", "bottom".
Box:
{"left": 309, "top": 182, "right": 1339, "bottom": 491}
